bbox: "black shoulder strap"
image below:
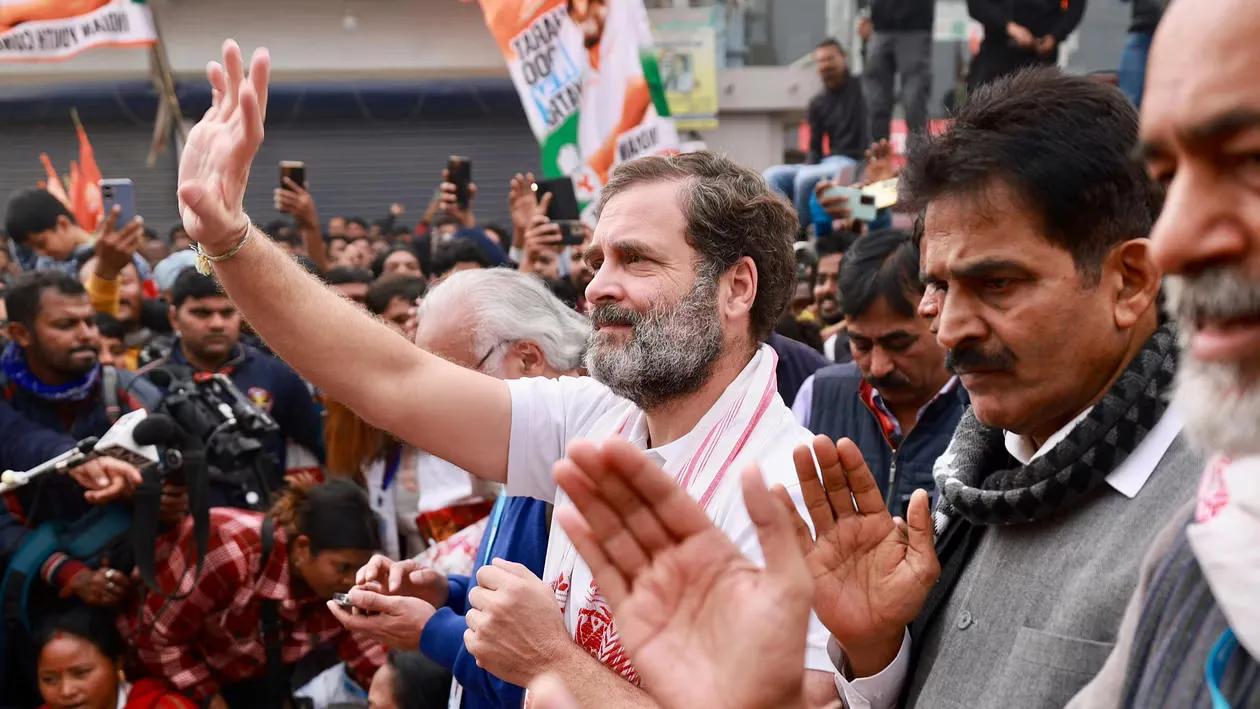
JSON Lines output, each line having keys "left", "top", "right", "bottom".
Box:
{"left": 258, "top": 517, "right": 289, "bottom": 705}
{"left": 101, "top": 366, "right": 121, "bottom": 424}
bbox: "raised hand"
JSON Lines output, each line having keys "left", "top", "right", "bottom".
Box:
{"left": 438, "top": 169, "right": 477, "bottom": 227}
{"left": 553, "top": 439, "right": 813, "bottom": 709}
{"left": 177, "top": 39, "right": 271, "bottom": 254}
{"left": 274, "top": 177, "right": 319, "bottom": 228}
{"left": 93, "top": 205, "right": 144, "bottom": 280}
{"left": 520, "top": 193, "right": 563, "bottom": 275}
{"left": 814, "top": 179, "right": 854, "bottom": 226}
{"left": 790, "top": 435, "right": 939, "bottom": 677}
{"left": 508, "top": 172, "right": 540, "bottom": 247}
{"left": 862, "top": 138, "right": 898, "bottom": 185}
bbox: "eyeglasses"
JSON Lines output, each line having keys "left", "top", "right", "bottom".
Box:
{"left": 475, "top": 340, "right": 512, "bottom": 371}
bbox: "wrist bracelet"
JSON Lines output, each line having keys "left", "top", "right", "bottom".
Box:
{"left": 193, "top": 215, "right": 252, "bottom": 276}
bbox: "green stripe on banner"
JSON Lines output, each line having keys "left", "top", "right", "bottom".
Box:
{"left": 540, "top": 112, "right": 580, "bottom": 180}
{"left": 639, "top": 49, "right": 672, "bottom": 118}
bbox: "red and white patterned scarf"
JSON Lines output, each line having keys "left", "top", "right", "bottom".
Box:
{"left": 546, "top": 345, "right": 782, "bottom": 686}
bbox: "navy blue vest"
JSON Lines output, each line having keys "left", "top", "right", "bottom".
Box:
{"left": 807, "top": 363, "right": 968, "bottom": 516}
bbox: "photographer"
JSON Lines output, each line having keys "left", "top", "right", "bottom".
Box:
{"left": 134, "top": 479, "right": 386, "bottom": 708}
{"left": 141, "top": 270, "right": 324, "bottom": 503}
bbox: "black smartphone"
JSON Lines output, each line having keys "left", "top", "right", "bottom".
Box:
{"left": 533, "top": 177, "right": 580, "bottom": 220}
{"left": 553, "top": 220, "right": 585, "bottom": 246}
{"left": 279, "top": 161, "right": 306, "bottom": 191}
{"left": 446, "top": 156, "right": 472, "bottom": 208}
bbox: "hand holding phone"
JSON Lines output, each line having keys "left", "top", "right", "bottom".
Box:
{"left": 279, "top": 161, "right": 306, "bottom": 191}
{"left": 445, "top": 156, "right": 472, "bottom": 209}
{"left": 99, "top": 179, "right": 136, "bottom": 225}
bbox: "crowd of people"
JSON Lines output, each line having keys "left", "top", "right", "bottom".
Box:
{"left": 0, "top": 0, "right": 1257, "bottom": 707}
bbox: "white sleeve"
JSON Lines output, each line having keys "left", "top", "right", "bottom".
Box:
{"left": 791, "top": 375, "right": 816, "bottom": 429}
{"left": 504, "top": 375, "right": 622, "bottom": 502}
{"left": 830, "top": 631, "right": 911, "bottom": 709}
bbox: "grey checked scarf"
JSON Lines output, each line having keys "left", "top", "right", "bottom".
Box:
{"left": 933, "top": 322, "right": 1178, "bottom": 530}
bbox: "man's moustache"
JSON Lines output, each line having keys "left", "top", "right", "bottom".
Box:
{"left": 945, "top": 343, "right": 1016, "bottom": 375}
{"left": 865, "top": 373, "right": 911, "bottom": 391}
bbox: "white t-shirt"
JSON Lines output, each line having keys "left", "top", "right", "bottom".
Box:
{"left": 505, "top": 347, "right": 833, "bottom": 678}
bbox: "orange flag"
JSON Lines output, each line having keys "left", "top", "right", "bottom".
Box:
{"left": 70, "top": 110, "right": 102, "bottom": 231}
{"left": 39, "top": 153, "right": 71, "bottom": 209}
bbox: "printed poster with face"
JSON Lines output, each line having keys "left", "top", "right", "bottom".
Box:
{"left": 0, "top": 0, "right": 156, "bottom": 62}
{"left": 475, "top": 0, "right": 680, "bottom": 218}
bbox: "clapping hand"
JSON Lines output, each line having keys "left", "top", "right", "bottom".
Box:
{"left": 553, "top": 439, "right": 814, "bottom": 709}
{"left": 789, "top": 435, "right": 939, "bottom": 677}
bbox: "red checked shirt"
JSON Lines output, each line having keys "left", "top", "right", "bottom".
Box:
{"left": 134, "top": 508, "right": 385, "bottom": 701}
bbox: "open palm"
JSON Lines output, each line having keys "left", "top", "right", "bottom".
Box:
{"left": 554, "top": 439, "right": 813, "bottom": 709}
{"left": 177, "top": 40, "right": 270, "bottom": 253}
{"left": 791, "top": 435, "right": 939, "bottom": 674}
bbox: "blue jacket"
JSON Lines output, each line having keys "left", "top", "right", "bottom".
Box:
{"left": 157, "top": 341, "right": 325, "bottom": 468}
{"left": 0, "top": 400, "right": 80, "bottom": 571}
{"left": 805, "top": 363, "right": 968, "bottom": 517}
{"left": 420, "top": 497, "right": 550, "bottom": 709}
{"left": 1, "top": 366, "right": 159, "bottom": 530}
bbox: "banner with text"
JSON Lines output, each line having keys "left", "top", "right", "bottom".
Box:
{"left": 476, "top": 0, "right": 679, "bottom": 215}
{"left": 0, "top": 0, "right": 156, "bottom": 63}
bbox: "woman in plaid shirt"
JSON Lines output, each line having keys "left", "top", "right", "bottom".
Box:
{"left": 133, "top": 479, "right": 386, "bottom": 708}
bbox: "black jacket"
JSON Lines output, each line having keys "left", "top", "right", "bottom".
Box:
{"left": 1127, "top": 0, "right": 1165, "bottom": 34}
{"left": 807, "top": 77, "right": 871, "bottom": 163}
{"left": 867, "top": 0, "right": 935, "bottom": 32}
{"left": 968, "top": 0, "right": 1087, "bottom": 43}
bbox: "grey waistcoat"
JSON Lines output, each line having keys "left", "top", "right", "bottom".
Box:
{"left": 905, "top": 433, "right": 1203, "bottom": 709}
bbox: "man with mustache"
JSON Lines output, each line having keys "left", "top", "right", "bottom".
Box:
{"left": 818, "top": 66, "right": 1203, "bottom": 709}
{"left": 0, "top": 271, "right": 153, "bottom": 642}
{"left": 171, "top": 40, "right": 840, "bottom": 706}
{"left": 140, "top": 269, "right": 325, "bottom": 507}
{"left": 531, "top": 66, "right": 1207, "bottom": 709}
{"left": 1069, "top": 0, "right": 1260, "bottom": 704}
{"left": 792, "top": 229, "right": 965, "bottom": 517}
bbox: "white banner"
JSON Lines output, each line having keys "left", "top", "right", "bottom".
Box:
{"left": 0, "top": 0, "right": 156, "bottom": 63}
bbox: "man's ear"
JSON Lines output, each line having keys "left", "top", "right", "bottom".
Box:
{"left": 6, "top": 321, "right": 33, "bottom": 349}
{"left": 722, "top": 256, "right": 758, "bottom": 327}
{"left": 513, "top": 340, "right": 548, "bottom": 377}
{"left": 1105, "top": 239, "right": 1161, "bottom": 330}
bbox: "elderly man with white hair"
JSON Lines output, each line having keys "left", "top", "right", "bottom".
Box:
{"left": 350, "top": 267, "right": 590, "bottom": 709}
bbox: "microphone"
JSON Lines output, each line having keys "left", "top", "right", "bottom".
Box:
{"left": 92, "top": 409, "right": 161, "bottom": 468}
{"left": 0, "top": 410, "right": 162, "bottom": 493}
{"left": 133, "top": 414, "right": 179, "bottom": 446}
{"left": 0, "top": 437, "right": 97, "bottom": 493}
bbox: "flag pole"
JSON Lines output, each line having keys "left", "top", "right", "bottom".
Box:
{"left": 146, "top": 1, "right": 185, "bottom": 167}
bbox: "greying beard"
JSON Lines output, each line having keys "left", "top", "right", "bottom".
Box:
{"left": 1166, "top": 268, "right": 1260, "bottom": 456}
{"left": 584, "top": 275, "right": 724, "bottom": 411}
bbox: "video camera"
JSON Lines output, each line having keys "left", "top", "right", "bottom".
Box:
{"left": 139, "top": 369, "right": 281, "bottom": 510}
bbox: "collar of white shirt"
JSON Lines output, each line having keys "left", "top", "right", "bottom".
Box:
{"left": 1003, "top": 405, "right": 1183, "bottom": 499}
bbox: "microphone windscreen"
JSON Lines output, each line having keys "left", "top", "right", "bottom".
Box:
{"left": 133, "top": 414, "right": 179, "bottom": 446}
